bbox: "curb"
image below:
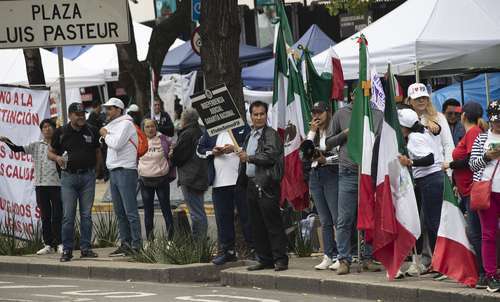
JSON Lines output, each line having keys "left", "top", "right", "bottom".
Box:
{"left": 220, "top": 269, "right": 500, "bottom": 302}
{"left": 0, "top": 256, "right": 245, "bottom": 284}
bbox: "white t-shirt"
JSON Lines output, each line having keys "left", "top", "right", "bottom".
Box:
{"left": 407, "top": 130, "right": 443, "bottom": 179}
{"left": 213, "top": 132, "right": 240, "bottom": 188}
{"left": 481, "top": 130, "right": 500, "bottom": 192}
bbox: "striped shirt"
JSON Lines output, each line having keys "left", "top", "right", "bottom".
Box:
{"left": 469, "top": 133, "right": 489, "bottom": 182}
{"left": 23, "top": 141, "right": 61, "bottom": 187}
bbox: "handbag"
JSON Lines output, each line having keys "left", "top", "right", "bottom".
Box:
{"left": 470, "top": 160, "right": 500, "bottom": 210}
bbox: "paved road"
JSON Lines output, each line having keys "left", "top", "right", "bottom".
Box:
{"left": 0, "top": 274, "right": 366, "bottom": 302}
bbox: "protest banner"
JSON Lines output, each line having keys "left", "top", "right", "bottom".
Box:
{"left": 191, "top": 84, "right": 245, "bottom": 138}
{"left": 0, "top": 85, "right": 50, "bottom": 238}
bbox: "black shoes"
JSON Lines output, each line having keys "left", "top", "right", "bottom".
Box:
{"left": 247, "top": 262, "right": 275, "bottom": 271}
{"left": 80, "top": 249, "right": 98, "bottom": 259}
{"left": 212, "top": 251, "right": 238, "bottom": 266}
{"left": 60, "top": 250, "right": 73, "bottom": 262}
{"left": 274, "top": 262, "right": 288, "bottom": 271}
{"left": 109, "top": 245, "right": 130, "bottom": 257}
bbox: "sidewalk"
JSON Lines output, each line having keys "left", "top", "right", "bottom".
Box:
{"left": 221, "top": 257, "right": 498, "bottom": 302}
{"left": 0, "top": 247, "right": 245, "bottom": 283}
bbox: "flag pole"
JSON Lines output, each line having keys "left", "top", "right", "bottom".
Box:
{"left": 357, "top": 169, "right": 362, "bottom": 273}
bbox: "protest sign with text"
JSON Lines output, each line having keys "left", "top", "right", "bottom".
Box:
{"left": 191, "top": 84, "right": 244, "bottom": 137}
{"left": 0, "top": 85, "right": 50, "bottom": 238}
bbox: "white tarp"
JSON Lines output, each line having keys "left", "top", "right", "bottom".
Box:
{"left": 0, "top": 85, "right": 50, "bottom": 238}
{"left": 76, "top": 22, "right": 184, "bottom": 81}
{"left": 158, "top": 71, "right": 197, "bottom": 116}
{"left": 313, "top": 0, "right": 500, "bottom": 80}
{"left": 0, "top": 48, "right": 105, "bottom": 89}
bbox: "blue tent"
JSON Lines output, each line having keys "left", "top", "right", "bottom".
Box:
{"left": 51, "top": 45, "right": 93, "bottom": 60}
{"left": 241, "top": 24, "right": 335, "bottom": 90}
{"left": 161, "top": 42, "right": 272, "bottom": 74}
{"left": 432, "top": 73, "right": 500, "bottom": 119}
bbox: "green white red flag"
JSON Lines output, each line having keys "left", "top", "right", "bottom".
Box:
{"left": 431, "top": 176, "right": 478, "bottom": 287}
{"left": 346, "top": 34, "right": 375, "bottom": 231}
{"left": 372, "top": 63, "right": 421, "bottom": 279}
{"left": 271, "top": 0, "right": 311, "bottom": 210}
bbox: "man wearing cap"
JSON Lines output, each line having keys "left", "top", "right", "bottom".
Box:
{"left": 442, "top": 98, "right": 465, "bottom": 146}
{"left": 100, "top": 98, "right": 143, "bottom": 256}
{"left": 325, "top": 90, "right": 383, "bottom": 275}
{"left": 48, "top": 103, "right": 102, "bottom": 262}
{"left": 127, "top": 104, "right": 142, "bottom": 127}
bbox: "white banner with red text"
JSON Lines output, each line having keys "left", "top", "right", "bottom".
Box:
{"left": 0, "top": 85, "right": 50, "bottom": 238}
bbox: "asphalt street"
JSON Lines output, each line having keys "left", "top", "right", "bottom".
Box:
{"left": 0, "top": 274, "right": 368, "bottom": 302}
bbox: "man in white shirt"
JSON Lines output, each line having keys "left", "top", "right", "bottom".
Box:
{"left": 99, "top": 98, "right": 142, "bottom": 256}
{"left": 197, "top": 126, "right": 253, "bottom": 265}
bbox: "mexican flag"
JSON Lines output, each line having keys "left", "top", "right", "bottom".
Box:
{"left": 372, "top": 63, "right": 421, "bottom": 280}
{"left": 271, "top": 0, "right": 311, "bottom": 210}
{"left": 431, "top": 176, "right": 478, "bottom": 287}
{"left": 302, "top": 48, "right": 338, "bottom": 111}
{"left": 347, "top": 35, "right": 375, "bottom": 231}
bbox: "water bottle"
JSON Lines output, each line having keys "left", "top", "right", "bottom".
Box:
{"left": 61, "top": 151, "right": 68, "bottom": 170}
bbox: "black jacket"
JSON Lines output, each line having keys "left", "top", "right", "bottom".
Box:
{"left": 238, "top": 125, "right": 284, "bottom": 189}
{"left": 171, "top": 123, "right": 208, "bottom": 191}
{"left": 149, "top": 111, "right": 174, "bottom": 137}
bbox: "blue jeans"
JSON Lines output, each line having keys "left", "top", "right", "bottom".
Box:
{"left": 309, "top": 165, "right": 339, "bottom": 259}
{"left": 213, "top": 185, "right": 253, "bottom": 252}
{"left": 463, "top": 195, "right": 484, "bottom": 275}
{"left": 336, "top": 167, "right": 372, "bottom": 262}
{"left": 60, "top": 170, "right": 95, "bottom": 251}
{"left": 109, "top": 169, "right": 142, "bottom": 249}
{"left": 415, "top": 171, "right": 444, "bottom": 252}
{"left": 140, "top": 181, "right": 174, "bottom": 240}
{"left": 181, "top": 185, "right": 208, "bottom": 240}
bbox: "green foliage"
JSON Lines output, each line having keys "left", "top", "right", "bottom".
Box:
{"left": 292, "top": 222, "right": 313, "bottom": 258}
{"left": 326, "top": 0, "right": 374, "bottom": 16}
{"left": 0, "top": 214, "right": 43, "bottom": 256}
{"left": 93, "top": 211, "right": 119, "bottom": 248}
{"left": 133, "top": 230, "right": 216, "bottom": 265}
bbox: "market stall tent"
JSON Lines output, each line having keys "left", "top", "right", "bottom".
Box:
{"left": 312, "top": 0, "right": 500, "bottom": 80}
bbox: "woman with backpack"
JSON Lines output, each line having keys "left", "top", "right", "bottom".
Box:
{"left": 138, "top": 119, "right": 175, "bottom": 241}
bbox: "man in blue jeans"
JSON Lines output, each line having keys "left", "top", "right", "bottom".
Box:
{"left": 326, "top": 101, "right": 383, "bottom": 275}
{"left": 49, "top": 103, "right": 102, "bottom": 262}
{"left": 99, "top": 98, "right": 142, "bottom": 256}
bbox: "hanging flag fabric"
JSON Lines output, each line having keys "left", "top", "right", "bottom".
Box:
{"left": 431, "top": 175, "right": 478, "bottom": 287}
{"left": 314, "top": 46, "right": 345, "bottom": 101}
{"left": 370, "top": 67, "right": 385, "bottom": 111}
{"left": 271, "top": 0, "right": 311, "bottom": 210}
{"left": 302, "top": 48, "right": 338, "bottom": 110}
{"left": 346, "top": 34, "right": 375, "bottom": 232}
{"left": 372, "top": 63, "right": 421, "bottom": 280}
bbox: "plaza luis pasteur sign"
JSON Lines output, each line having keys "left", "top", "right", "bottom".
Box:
{"left": 0, "top": 0, "right": 130, "bottom": 49}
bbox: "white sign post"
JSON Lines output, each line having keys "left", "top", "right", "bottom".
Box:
{"left": 0, "top": 0, "right": 130, "bottom": 124}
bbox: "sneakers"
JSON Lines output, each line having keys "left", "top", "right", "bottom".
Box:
{"left": 80, "top": 249, "right": 98, "bottom": 258}
{"left": 329, "top": 260, "right": 340, "bottom": 270}
{"left": 362, "top": 260, "right": 382, "bottom": 272}
{"left": 212, "top": 251, "right": 238, "bottom": 266}
{"left": 337, "top": 260, "right": 350, "bottom": 275}
{"left": 405, "top": 254, "right": 428, "bottom": 277}
{"left": 486, "top": 276, "right": 500, "bottom": 293}
{"left": 56, "top": 244, "right": 64, "bottom": 254}
{"left": 476, "top": 274, "right": 488, "bottom": 289}
{"left": 433, "top": 273, "right": 448, "bottom": 281}
{"left": 36, "top": 245, "right": 53, "bottom": 255}
{"left": 60, "top": 250, "right": 73, "bottom": 262}
{"left": 315, "top": 255, "right": 334, "bottom": 270}
{"left": 109, "top": 245, "right": 130, "bottom": 257}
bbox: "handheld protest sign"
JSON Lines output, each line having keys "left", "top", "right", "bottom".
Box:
{"left": 191, "top": 84, "right": 245, "bottom": 148}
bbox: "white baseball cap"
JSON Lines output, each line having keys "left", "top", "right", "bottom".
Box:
{"left": 407, "top": 83, "right": 429, "bottom": 100}
{"left": 398, "top": 108, "right": 419, "bottom": 128}
{"left": 102, "top": 97, "right": 125, "bottom": 110}
{"left": 127, "top": 104, "right": 140, "bottom": 113}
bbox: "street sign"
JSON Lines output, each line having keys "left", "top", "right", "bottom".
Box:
{"left": 192, "top": 0, "right": 201, "bottom": 22}
{"left": 0, "top": 0, "right": 130, "bottom": 49}
{"left": 191, "top": 84, "right": 245, "bottom": 137}
{"left": 190, "top": 26, "right": 201, "bottom": 56}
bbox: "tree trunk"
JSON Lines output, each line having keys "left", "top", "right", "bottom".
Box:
{"left": 23, "top": 49, "right": 46, "bottom": 86}
{"left": 200, "top": 0, "right": 245, "bottom": 120}
{"left": 118, "top": 1, "right": 192, "bottom": 113}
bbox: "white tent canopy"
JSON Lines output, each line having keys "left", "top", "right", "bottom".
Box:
{"left": 76, "top": 22, "right": 184, "bottom": 81}
{"left": 313, "top": 0, "right": 500, "bottom": 80}
{"left": 0, "top": 48, "right": 104, "bottom": 89}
